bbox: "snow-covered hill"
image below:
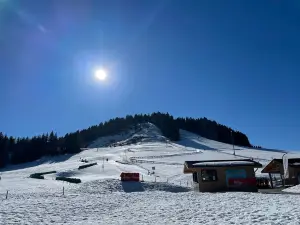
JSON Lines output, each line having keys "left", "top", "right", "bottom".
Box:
{"left": 1, "top": 123, "right": 300, "bottom": 224}
{"left": 88, "top": 123, "right": 167, "bottom": 148}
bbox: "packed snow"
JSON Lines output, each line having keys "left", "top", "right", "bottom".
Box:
{"left": 3, "top": 189, "right": 300, "bottom": 225}
{"left": 283, "top": 184, "right": 300, "bottom": 193}
{"left": 1, "top": 122, "right": 300, "bottom": 224}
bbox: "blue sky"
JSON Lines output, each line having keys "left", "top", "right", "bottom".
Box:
{"left": 0, "top": 0, "right": 300, "bottom": 150}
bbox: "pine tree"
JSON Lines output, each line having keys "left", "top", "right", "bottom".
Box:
{"left": 48, "top": 131, "right": 58, "bottom": 155}
{"left": 0, "top": 133, "right": 9, "bottom": 168}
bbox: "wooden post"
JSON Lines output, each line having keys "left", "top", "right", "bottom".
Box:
{"left": 280, "top": 174, "right": 284, "bottom": 187}
{"left": 63, "top": 186, "right": 64, "bottom": 196}
{"left": 6, "top": 190, "right": 8, "bottom": 199}
{"left": 269, "top": 173, "right": 274, "bottom": 189}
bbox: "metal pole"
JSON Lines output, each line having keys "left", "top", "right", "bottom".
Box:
{"left": 282, "top": 152, "right": 288, "bottom": 187}
{"left": 268, "top": 173, "right": 274, "bottom": 189}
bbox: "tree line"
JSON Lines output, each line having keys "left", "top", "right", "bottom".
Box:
{"left": 0, "top": 112, "right": 253, "bottom": 168}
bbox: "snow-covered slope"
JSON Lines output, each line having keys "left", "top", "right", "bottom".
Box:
{"left": 1, "top": 123, "right": 300, "bottom": 224}
{"left": 88, "top": 123, "right": 166, "bottom": 148}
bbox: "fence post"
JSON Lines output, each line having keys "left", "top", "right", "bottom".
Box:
{"left": 155, "top": 176, "right": 156, "bottom": 182}
{"left": 6, "top": 190, "right": 8, "bottom": 199}
{"left": 63, "top": 186, "right": 64, "bottom": 196}
{"left": 180, "top": 181, "right": 181, "bottom": 186}
{"left": 187, "top": 181, "right": 188, "bottom": 186}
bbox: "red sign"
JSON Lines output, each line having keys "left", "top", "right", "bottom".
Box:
{"left": 228, "top": 178, "right": 256, "bottom": 186}
{"left": 120, "top": 173, "right": 140, "bottom": 181}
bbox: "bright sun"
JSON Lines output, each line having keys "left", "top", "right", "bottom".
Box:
{"left": 95, "top": 69, "right": 107, "bottom": 81}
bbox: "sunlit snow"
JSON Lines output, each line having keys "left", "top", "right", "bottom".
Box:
{"left": 1, "top": 123, "right": 300, "bottom": 224}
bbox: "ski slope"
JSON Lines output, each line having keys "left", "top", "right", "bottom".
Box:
{"left": 1, "top": 123, "right": 300, "bottom": 224}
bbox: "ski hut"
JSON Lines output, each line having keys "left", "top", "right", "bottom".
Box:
{"left": 184, "top": 159, "right": 262, "bottom": 192}
{"left": 261, "top": 158, "right": 300, "bottom": 187}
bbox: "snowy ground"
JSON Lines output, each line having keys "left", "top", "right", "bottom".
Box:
{"left": 2, "top": 186, "right": 300, "bottom": 225}
{"left": 1, "top": 123, "right": 300, "bottom": 224}
{"left": 283, "top": 184, "right": 300, "bottom": 193}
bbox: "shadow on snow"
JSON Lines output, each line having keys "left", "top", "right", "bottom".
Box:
{"left": 0, "top": 154, "right": 74, "bottom": 172}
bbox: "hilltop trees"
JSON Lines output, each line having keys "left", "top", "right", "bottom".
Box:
{"left": 9, "top": 133, "right": 61, "bottom": 165}
{"left": 0, "top": 133, "right": 9, "bottom": 168}
{"left": 0, "top": 112, "right": 252, "bottom": 168}
{"left": 175, "top": 117, "right": 251, "bottom": 147}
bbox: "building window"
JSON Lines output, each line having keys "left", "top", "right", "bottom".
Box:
{"left": 201, "top": 169, "right": 218, "bottom": 182}
{"left": 193, "top": 172, "right": 198, "bottom": 183}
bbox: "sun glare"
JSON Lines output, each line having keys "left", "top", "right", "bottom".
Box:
{"left": 95, "top": 69, "right": 107, "bottom": 81}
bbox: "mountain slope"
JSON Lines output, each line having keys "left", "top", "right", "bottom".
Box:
{"left": 2, "top": 123, "right": 300, "bottom": 224}
{"left": 0, "top": 112, "right": 253, "bottom": 168}
{"left": 88, "top": 123, "right": 167, "bottom": 148}
{"left": 1, "top": 123, "right": 296, "bottom": 186}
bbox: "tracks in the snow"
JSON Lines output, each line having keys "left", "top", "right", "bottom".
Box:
{"left": 130, "top": 151, "right": 202, "bottom": 160}
{"left": 129, "top": 151, "right": 203, "bottom": 166}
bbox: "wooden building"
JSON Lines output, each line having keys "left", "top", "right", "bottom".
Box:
{"left": 184, "top": 159, "right": 262, "bottom": 192}
{"left": 261, "top": 158, "right": 300, "bottom": 187}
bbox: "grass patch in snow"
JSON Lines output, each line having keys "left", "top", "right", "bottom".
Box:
{"left": 29, "top": 174, "right": 45, "bottom": 179}
{"left": 78, "top": 162, "right": 98, "bottom": 170}
{"left": 56, "top": 177, "right": 81, "bottom": 184}
{"left": 29, "top": 171, "right": 57, "bottom": 179}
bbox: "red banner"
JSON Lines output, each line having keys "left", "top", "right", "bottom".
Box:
{"left": 228, "top": 178, "right": 256, "bottom": 186}
{"left": 120, "top": 173, "right": 140, "bottom": 181}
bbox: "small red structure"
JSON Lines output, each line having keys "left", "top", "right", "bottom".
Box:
{"left": 120, "top": 172, "right": 140, "bottom": 181}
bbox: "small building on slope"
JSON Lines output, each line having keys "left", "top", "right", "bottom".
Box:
{"left": 183, "top": 159, "right": 262, "bottom": 192}
{"left": 261, "top": 158, "right": 300, "bottom": 187}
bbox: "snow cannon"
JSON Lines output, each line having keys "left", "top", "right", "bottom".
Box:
{"left": 120, "top": 172, "right": 140, "bottom": 182}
